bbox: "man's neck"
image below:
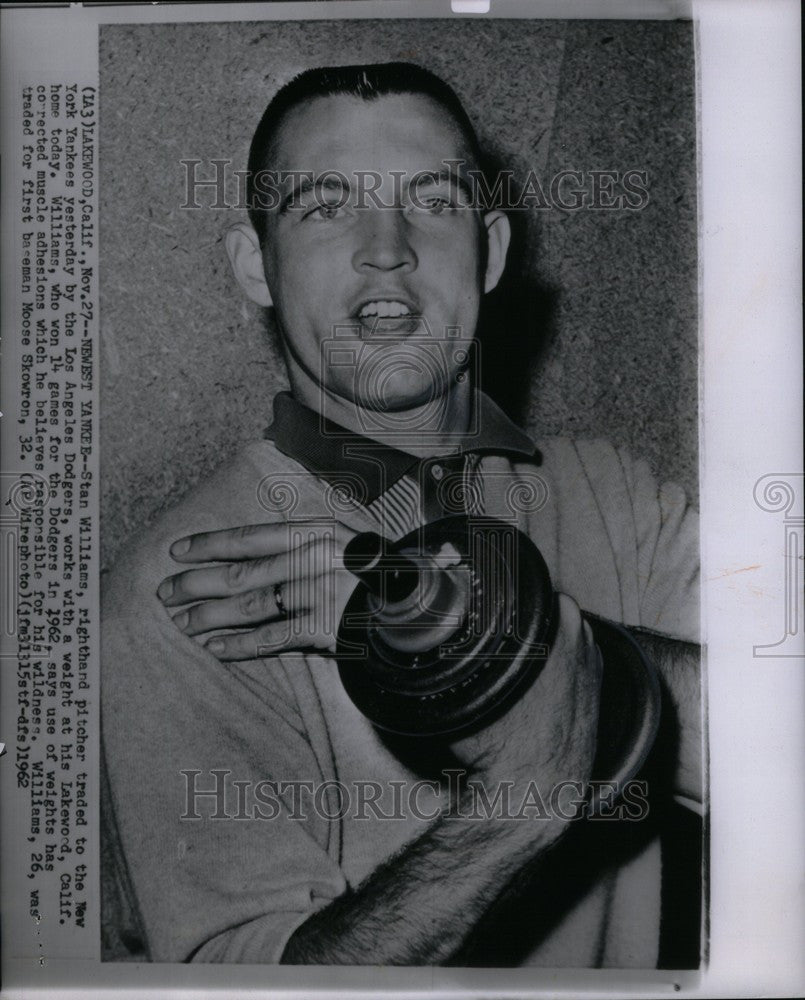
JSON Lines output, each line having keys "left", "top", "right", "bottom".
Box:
{"left": 287, "top": 369, "right": 475, "bottom": 459}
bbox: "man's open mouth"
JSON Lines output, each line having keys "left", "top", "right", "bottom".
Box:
{"left": 358, "top": 299, "right": 415, "bottom": 320}
{"left": 355, "top": 298, "right": 421, "bottom": 334}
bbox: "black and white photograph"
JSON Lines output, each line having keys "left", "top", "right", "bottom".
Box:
{"left": 98, "top": 14, "right": 703, "bottom": 969}
{"left": 0, "top": 2, "right": 802, "bottom": 997}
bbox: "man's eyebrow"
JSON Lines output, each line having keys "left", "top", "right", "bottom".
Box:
{"left": 278, "top": 174, "right": 350, "bottom": 215}
{"left": 276, "top": 167, "right": 476, "bottom": 214}
{"left": 409, "top": 166, "right": 474, "bottom": 203}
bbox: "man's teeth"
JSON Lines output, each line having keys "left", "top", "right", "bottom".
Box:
{"left": 359, "top": 300, "right": 413, "bottom": 319}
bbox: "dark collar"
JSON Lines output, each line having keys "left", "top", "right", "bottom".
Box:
{"left": 264, "top": 390, "right": 539, "bottom": 504}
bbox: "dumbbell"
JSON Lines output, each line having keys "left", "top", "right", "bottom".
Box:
{"left": 337, "top": 515, "right": 661, "bottom": 792}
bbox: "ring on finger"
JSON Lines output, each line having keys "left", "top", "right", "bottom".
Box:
{"left": 273, "top": 582, "right": 288, "bottom": 617}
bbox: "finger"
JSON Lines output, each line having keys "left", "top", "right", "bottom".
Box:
{"left": 204, "top": 614, "right": 335, "bottom": 661}
{"left": 580, "top": 618, "right": 603, "bottom": 724}
{"left": 582, "top": 617, "right": 603, "bottom": 688}
{"left": 551, "top": 595, "right": 601, "bottom": 759}
{"left": 173, "top": 574, "right": 333, "bottom": 637}
{"left": 555, "top": 592, "right": 584, "bottom": 647}
{"left": 559, "top": 599, "right": 601, "bottom": 700}
{"left": 531, "top": 595, "right": 592, "bottom": 731}
{"left": 158, "top": 550, "right": 296, "bottom": 607}
{"left": 169, "top": 520, "right": 354, "bottom": 564}
{"left": 159, "top": 528, "right": 353, "bottom": 607}
{"left": 541, "top": 594, "right": 583, "bottom": 686}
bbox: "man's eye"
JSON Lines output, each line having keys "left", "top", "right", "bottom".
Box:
{"left": 409, "top": 181, "right": 469, "bottom": 214}
{"left": 417, "top": 195, "right": 454, "bottom": 214}
{"left": 304, "top": 203, "right": 345, "bottom": 221}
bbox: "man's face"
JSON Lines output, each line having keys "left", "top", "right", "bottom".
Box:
{"left": 258, "top": 92, "right": 502, "bottom": 417}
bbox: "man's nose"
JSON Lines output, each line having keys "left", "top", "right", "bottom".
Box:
{"left": 352, "top": 208, "right": 418, "bottom": 273}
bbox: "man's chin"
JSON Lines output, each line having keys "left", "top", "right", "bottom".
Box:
{"left": 356, "top": 316, "right": 424, "bottom": 338}
{"left": 352, "top": 376, "right": 452, "bottom": 414}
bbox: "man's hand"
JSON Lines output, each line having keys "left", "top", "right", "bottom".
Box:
{"left": 279, "top": 595, "right": 603, "bottom": 966}
{"left": 156, "top": 520, "right": 358, "bottom": 659}
{"left": 159, "top": 532, "right": 606, "bottom": 965}
{"left": 450, "top": 594, "right": 602, "bottom": 793}
{"left": 158, "top": 522, "right": 603, "bottom": 802}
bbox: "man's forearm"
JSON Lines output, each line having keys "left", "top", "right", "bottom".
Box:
{"left": 627, "top": 627, "right": 703, "bottom": 803}
{"left": 281, "top": 795, "right": 566, "bottom": 966}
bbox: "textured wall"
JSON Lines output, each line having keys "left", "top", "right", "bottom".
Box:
{"left": 99, "top": 17, "right": 697, "bottom": 571}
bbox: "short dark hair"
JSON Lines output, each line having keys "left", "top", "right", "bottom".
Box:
{"left": 246, "top": 61, "right": 484, "bottom": 243}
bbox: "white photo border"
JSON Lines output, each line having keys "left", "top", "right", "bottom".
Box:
{"left": 0, "top": 0, "right": 802, "bottom": 997}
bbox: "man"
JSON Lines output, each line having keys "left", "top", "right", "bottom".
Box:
{"left": 102, "top": 63, "right": 701, "bottom": 967}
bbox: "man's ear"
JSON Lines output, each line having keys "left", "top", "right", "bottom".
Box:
{"left": 482, "top": 210, "right": 511, "bottom": 294}
{"left": 225, "top": 221, "right": 273, "bottom": 307}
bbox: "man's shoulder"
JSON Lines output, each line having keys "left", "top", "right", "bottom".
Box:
{"left": 499, "top": 434, "right": 642, "bottom": 505}
{"left": 527, "top": 434, "right": 632, "bottom": 480}
{"left": 513, "top": 434, "right": 694, "bottom": 512}
{"left": 505, "top": 434, "right": 699, "bottom": 640}
{"left": 102, "top": 439, "right": 311, "bottom": 612}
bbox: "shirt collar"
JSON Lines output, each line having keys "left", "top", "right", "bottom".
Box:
{"left": 263, "top": 389, "right": 539, "bottom": 504}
